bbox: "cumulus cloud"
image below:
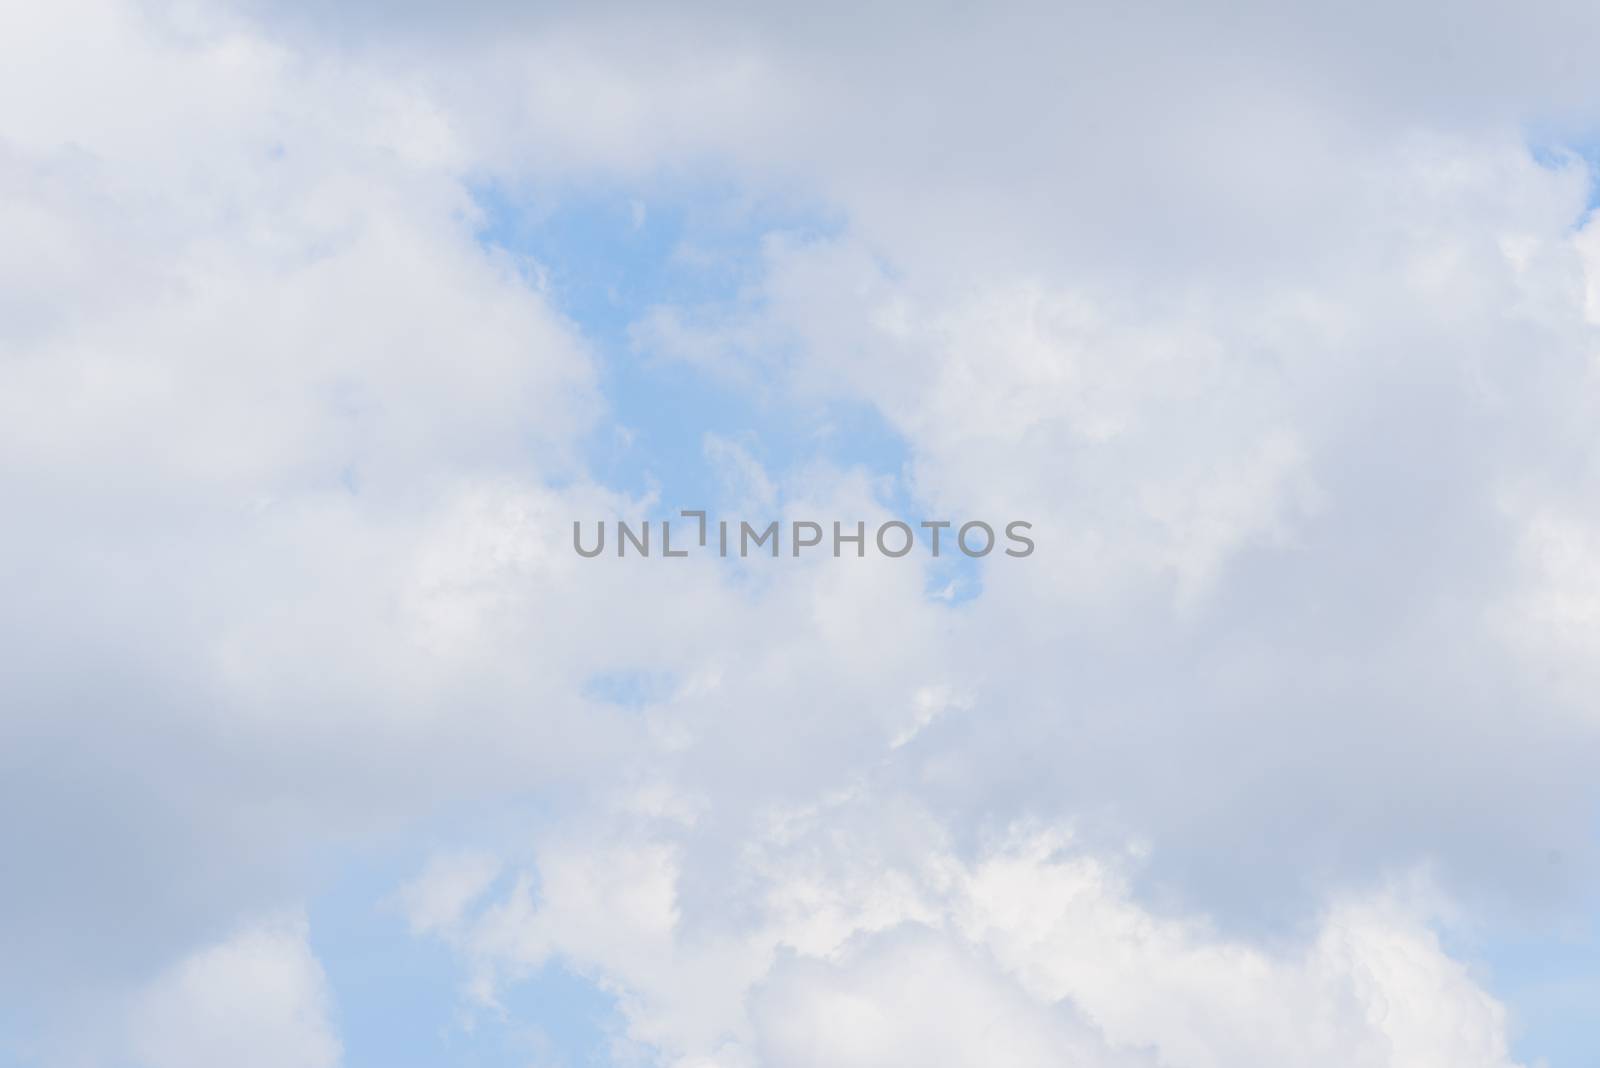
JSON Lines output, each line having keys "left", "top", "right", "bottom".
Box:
{"left": 4, "top": 0, "right": 1600, "bottom": 1065}
{"left": 406, "top": 816, "right": 1522, "bottom": 1068}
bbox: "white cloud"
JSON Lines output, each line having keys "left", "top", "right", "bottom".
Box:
{"left": 5, "top": 1, "right": 1600, "bottom": 1064}
{"left": 127, "top": 915, "right": 340, "bottom": 1068}
{"left": 0, "top": 0, "right": 612, "bottom": 1020}
{"left": 416, "top": 816, "right": 1524, "bottom": 1068}
{"left": 394, "top": 851, "right": 503, "bottom": 939}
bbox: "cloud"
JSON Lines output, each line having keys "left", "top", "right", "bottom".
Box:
{"left": 412, "top": 817, "right": 1522, "bottom": 1068}
{"left": 0, "top": 0, "right": 610, "bottom": 1016}
{"left": 4, "top": 0, "right": 1600, "bottom": 1064}
{"left": 127, "top": 915, "right": 341, "bottom": 1068}
{"left": 600, "top": 135, "right": 1600, "bottom": 926}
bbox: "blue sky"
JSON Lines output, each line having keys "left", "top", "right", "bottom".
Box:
{"left": 5, "top": 4, "right": 1600, "bottom": 1067}
{"left": 283, "top": 169, "right": 1600, "bottom": 1068}
{"left": 310, "top": 832, "right": 618, "bottom": 1068}
{"left": 472, "top": 181, "right": 985, "bottom": 597}
{"left": 302, "top": 177, "right": 993, "bottom": 1068}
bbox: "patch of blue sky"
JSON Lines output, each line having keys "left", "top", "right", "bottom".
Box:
{"left": 472, "top": 176, "right": 983, "bottom": 602}
{"left": 1464, "top": 883, "right": 1600, "bottom": 1068}
{"left": 308, "top": 813, "right": 618, "bottom": 1068}
{"left": 470, "top": 176, "right": 848, "bottom": 505}
{"left": 582, "top": 666, "right": 678, "bottom": 709}
{"left": 1525, "top": 133, "right": 1600, "bottom": 222}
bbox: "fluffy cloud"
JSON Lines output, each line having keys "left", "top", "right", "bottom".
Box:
{"left": 127, "top": 915, "right": 341, "bottom": 1068}
{"left": 610, "top": 137, "right": 1600, "bottom": 934}
{"left": 0, "top": 0, "right": 611, "bottom": 1021}
{"left": 4, "top": 0, "right": 1600, "bottom": 1065}
{"left": 406, "top": 816, "right": 1522, "bottom": 1068}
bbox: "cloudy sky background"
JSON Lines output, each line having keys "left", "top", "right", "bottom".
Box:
{"left": 4, "top": 1, "right": 1600, "bottom": 1065}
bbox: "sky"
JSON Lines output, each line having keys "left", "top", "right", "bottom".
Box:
{"left": 2, "top": 1, "right": 1600, "bottom": 1066}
